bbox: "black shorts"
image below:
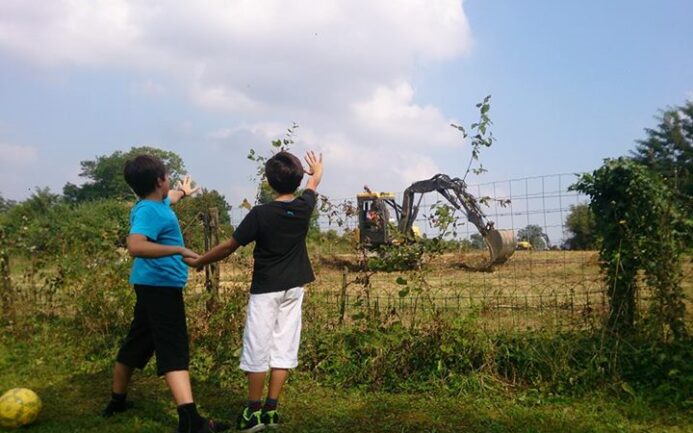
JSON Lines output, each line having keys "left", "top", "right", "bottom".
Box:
{"left": 116, "top": 285, "right": 189, "bottom": 376}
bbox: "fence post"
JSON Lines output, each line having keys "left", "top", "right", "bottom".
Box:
{"left": 203, "top": 207, "right": 221, "bottom": 312}
{"left": 339, "top": 266, "right": 348, "bottom": 324}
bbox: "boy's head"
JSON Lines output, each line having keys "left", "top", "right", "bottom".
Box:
{"left": 265, "top": 151, "right": 304, "bottom": 194}
{"left": 124, "top": 154, "right": 169, "bottom": 198}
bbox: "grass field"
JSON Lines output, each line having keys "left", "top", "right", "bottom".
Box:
{"left": 1, "top": 321, "right": 691, "bottom": 433}
{"left": 3, "top": 250, "right": 691, "bottom": 432}
{"left": 9, "top": 249, "right": 691, "bottom": 333}
{"left": 210, "top": 250, "right": 693, "bottom": 303}
{"left": 187, "top": 250, "right": 692, "bottom": 331}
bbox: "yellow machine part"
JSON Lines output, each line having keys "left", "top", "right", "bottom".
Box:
{"left": 516, "top": 240, "right": 532, "bottom": 250}
{"left": 357, "top": 191, "right": 396, "bottom": 200}
{"left": 411, "top": 225, "right": 422, "bottom": 238}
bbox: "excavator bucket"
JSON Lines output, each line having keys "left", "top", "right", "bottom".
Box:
{"left": 485, "top": 229, "right": 516, "bottom": 265}
{"left": 462, "top": 228, "right": 516, "bottom": 271}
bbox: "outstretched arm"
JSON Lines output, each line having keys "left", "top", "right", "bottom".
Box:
{"left": 304, "top": 151, "right": 324, "bottom": 192}
{"left": 127, "top": 234, "right": 198, "bottom": 259}
{"left": 183, "top": 237, "right": 241, "bottom": 269}
{"left": 168, "top": 175, "right": 200, "bottom": 204}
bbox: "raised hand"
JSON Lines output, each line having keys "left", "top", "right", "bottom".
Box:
{"left": 304, "top": 150, "right": 324, "bottom": 191}
{"left": 304, "top": 151, "right": 323, "bottom": 177}
{"left": 175, "top": 175, "right": 200, "bottom": 197}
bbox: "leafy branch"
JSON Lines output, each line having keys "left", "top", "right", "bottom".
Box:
{"left": 451, "top": 95, "right": 495, "bottom": 181}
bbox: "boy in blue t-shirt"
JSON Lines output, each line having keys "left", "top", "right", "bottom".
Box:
{"left": 185, "top": 150, "right": 323, "bottom": 432}
{"left": 102, "top": 154, "right": 229, "bottom": 433}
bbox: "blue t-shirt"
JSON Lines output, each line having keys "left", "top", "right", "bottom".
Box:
{"left": 128, "top": 197, "right": 188, "bottom": 288}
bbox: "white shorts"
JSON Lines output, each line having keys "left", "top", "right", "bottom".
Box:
{"left": 239, "top": 286, "right": 304, "bottom": 372}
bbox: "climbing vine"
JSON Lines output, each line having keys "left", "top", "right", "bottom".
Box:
{"left": 572, "top": 157, "right": 687, "bottom": 339}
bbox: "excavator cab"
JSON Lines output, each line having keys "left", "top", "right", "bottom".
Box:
{"left": 356, "top": 192, "right": 394, "bottom": 247}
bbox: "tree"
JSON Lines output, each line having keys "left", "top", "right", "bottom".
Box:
{"left": 63, "top": 146, "right": 187, "bottom": 203}
{"left": 469, "top": 233, "right": 485, "bottom": 249}
{"left": 564, "top": 203, "right": 597, "bottom": 250}
{"left": 517, "top": 224, "right": 549, "bottom": 250}
{"left": 20, "top": 187, "right": 61, "bottom": 215}
{"left": 176, "top": 189, "right": 231, "bottom": 226}
{"left": 174, "top": 189, "right": 233, "bottom": 252}
{"left": 2, "top": 187, "right": 65, "bottom": 256}
{"left": 0, "top": 195, "right": 16, "bottom": 213}
{"left": 631, "top": 101, "right": 693, "bottom": 215}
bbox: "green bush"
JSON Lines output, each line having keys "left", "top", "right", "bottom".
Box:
{"left": 573, "top": 158, "right": 688, "bottom": 339}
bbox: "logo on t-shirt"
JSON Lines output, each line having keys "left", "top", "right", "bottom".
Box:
{"left": 286, "top": 210, "right": 295, "bottom": 216}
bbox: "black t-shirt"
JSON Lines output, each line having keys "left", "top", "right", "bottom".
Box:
{"left": 232, "top": 189, "right": 317, "bottom": 294}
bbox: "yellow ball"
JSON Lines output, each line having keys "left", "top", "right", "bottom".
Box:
{"left": 0, "top": 388, "right": 42, "bottom": 428}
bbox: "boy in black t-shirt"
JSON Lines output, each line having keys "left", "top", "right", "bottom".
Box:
{"left": 185, "top": 150, "right": 323, "bottom": 432}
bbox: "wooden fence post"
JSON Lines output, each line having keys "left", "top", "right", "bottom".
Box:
{"left": 203, "top": 207, "right": 220, "bottom": 312}
{"left": 339, "top": 266, "right": 348, "bottom": 324}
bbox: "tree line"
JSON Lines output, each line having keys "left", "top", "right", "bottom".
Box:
{"left": 1, "top": 101, "right": 691, "bottom": 252}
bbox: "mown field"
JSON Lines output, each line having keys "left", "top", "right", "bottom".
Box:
{"left": 189, "top": 250, "right": 692, "bottom": 330}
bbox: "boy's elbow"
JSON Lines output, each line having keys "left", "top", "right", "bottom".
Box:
{"left": 223, "top": 240, "right": 238, "bottom": 255}
{"left": 126, "top": 237, "right": 144, "bottom": 257}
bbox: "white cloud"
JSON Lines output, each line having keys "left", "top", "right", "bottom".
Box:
{"left": 0, "top": 0, "right": 473, "bottom": 201}
{"left": 225, "top": 121, "right": 445, "bottom": 200}
{"left": 190, "top": 78, "right": 263, "bottom": 114}
{"left": 351, "top": 81, "right": 460, "bottom": 149}
{"left": 207, "top": 128, "right": 233, "bottom": 141}
{"left": 0, "top": 142, "right": 38, "bottom": 165}
{"left": 0, "top": 1, "right": 141, "bottom": 67}
{"left": 132, "top": 79, "right": 167, "bottom": 96}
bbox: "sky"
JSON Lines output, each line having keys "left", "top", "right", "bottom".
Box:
{"left": 0, "top": 0, "right": 691, "bottom": 215}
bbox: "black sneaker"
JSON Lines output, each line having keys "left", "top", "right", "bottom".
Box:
{"left": 260, "top": 409, "right": 280, "bottom": 429}
{"left": 236, "top": 407, "right": 265, "bottom": 432}
{"left": 101, "top": 399, "right": 134, "bottom": 417}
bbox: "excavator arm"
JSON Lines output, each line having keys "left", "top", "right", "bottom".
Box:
{"left": 398, "top": 174, "right": 491, "bottom": 235}
{"left": 398, "top": 174, "right": 516, "bottom": 268}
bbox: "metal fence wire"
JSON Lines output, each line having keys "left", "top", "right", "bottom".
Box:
{"left": 221, "top": 173, "right": 606, "bottom": 331}
{"left": 6, "top": 173, "right": 690, "bottom": 332}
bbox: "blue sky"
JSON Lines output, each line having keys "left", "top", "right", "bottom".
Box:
{"left": 420, "top": 0, "right": 693, "bottom": 179}
{"left": 0, "top": 0, "right": 691, "bottom": 211}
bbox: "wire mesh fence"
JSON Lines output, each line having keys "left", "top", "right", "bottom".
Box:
{"left": 193, "top": 250, "right": 609, "bottom": 332}
{"left": 229, "top": 172, "right": 589, "bottom": 248}
{"left": 5, "top": 173, "right": 690, "bottom": 332}
{"left": 223, "top": 173, "right": 606, "bottom": 330}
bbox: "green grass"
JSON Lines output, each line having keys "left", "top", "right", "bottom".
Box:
{"left": 1, "top": 320, "right": 691, "bottom": 433}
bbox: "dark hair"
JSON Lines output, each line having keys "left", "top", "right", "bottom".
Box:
{"left": 265, "top": 151, "right": 304, "bottom": 194}
{"left": 123, "top": 154, "right": 167, "bottom": 198}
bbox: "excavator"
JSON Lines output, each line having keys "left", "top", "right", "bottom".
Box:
{"left": 356, "top": 174, "right": 516, "bottom": 270}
